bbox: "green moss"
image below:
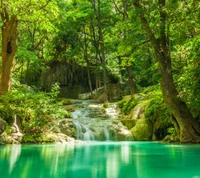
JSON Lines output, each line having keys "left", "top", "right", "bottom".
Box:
{"left": 103, "top": 102, "right": 109, "bottom": 108}
{"left": 62, "top": 99, "right": 74, "bottom": 105}
{"left": 22, "top": 133, "right": 56, "bottom": 143}
{"left": 144, "top": 91, "right": 171, "bottom": 127}
{"left": 117, "top": 96, "right": 137, "bottom": 115}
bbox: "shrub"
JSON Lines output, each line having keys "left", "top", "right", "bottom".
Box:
{"left": 0, "top": 82, "right": 67, "bottom": 140}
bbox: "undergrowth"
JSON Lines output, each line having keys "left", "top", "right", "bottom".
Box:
{"left": 0, "top": 81, "right": 67, "bottom": 142}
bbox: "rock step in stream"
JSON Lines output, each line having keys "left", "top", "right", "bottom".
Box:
{"left": 67, "top": 100, "right": 133, "bottom": 141}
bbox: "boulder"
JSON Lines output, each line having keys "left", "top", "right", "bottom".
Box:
{"left": 0, "top": 118, "right": 7, "bottom": 134}
{"left": 58, "top": 119, "right": 76, "bottom": 137}
{"left": 117, "top": 128, "right": 134, "bottom": 141}
{"left": 121, "top": 119, "right": 136, "bottom": 129}
{"left": 46, "top": 133, "right": 75, "bottom": 144}
{"left": 107, "top": 121, "right": 134, "bottom": 141}
{"left": 1, "top": 133, "right": 21, "bottom": 144}
{"left": 130, "top": 119, "right": 152, "bottom": 141}
{"left": 92, "top": 128, "right": 105, "bottom": 141}
{"left": 78, "top": 92, "right": 92, "bottom": 100}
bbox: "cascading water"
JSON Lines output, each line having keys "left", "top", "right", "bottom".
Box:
{"left": 71, "top": 100, "right": 122, "bottom": 141}
{"left": 103, "top": 126, "right": 110, "bottom": 140}
{"left": 72, "top": 120, "right": 95, "bottom": 141}
{"left": 72, "top": 120, "right": 82, "bottom": 139}
{"left": 12, "top": 115, "right": 23, "bottom": 137}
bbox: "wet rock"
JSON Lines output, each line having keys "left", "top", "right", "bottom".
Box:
{"left": 1, "top": 133, "right": 21, "bottom": 144}
{"left": 117, "top": 128, "right": 134, "bottom": 141}
{"left": 47, "top": 133, "right": 75, "bottom": 144}
{"left": 93, "top": 129, "right": 105, "bottom": 141}
{"left": 58, "top": 119, "right": 76, "bottom": 137}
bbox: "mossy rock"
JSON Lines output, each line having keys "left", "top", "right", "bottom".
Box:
{"left": 121, "top": 119, "right": 136, "bottom": 129}
{"left": 58, "top": 119, "right": 76, "bottom": 137}
{"left": 130, "top": 119, "right": 152, "bottom": 141}
{"left": 62, "top": 99, "right": 75, "bottom": 105}
{"left": 117, "top": 129, "right": 134, "bottom": 141}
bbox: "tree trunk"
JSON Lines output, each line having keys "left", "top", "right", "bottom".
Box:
{"left": 117, "top": 56, "right": 125, "bottom": 82}
{"left": 158, "top": 51, "right": 200, "bottom": 142}
{"left": 0, "top": 14, "right": 18, "bottom": 94}
{"left": 126, "top": 65, "right": 135, "bottom": 98}
{"left": 133, "top": 1, "right": 200, "bottom": 142}
{"left": 90, "top": 0, "right": 108, "bottom": 102}
{"left": 122, "top": 0, "right": 135, "bottom": 98}
{"left": 83, "top": 28, "right": 94, "bottom": 99}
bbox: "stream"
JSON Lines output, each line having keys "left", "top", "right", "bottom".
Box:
{"left": 67, "top": 100, "right": 133, "bottom": 141}
{"left": 1, "top": 101, "right": 200, "bottom": 178}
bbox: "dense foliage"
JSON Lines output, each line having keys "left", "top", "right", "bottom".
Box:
{"left": 0, "top": 82, "right": 67, "bottom": 142}
{"left": 0, "top": 0, "right": 200, "bottom": 142}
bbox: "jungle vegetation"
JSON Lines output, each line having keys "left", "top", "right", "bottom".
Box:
{"left": 0, "top": 0, "right": 200, "bottom": 143}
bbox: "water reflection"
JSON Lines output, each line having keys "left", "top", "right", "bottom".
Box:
{"left": 9, "top": 145, "right": 21, "bottom": 174}
{"left": 0, "top": 142, "right": 200, "bottom": 178}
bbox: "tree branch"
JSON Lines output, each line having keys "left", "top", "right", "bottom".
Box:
{"left": 117, "top": 39, "right": 150, "bottom": 58}
{"left": 110, "top": 0, "right": 124, "bottom": 15}
{"left": 133, "top": 1, "right": 160, "bottom": 54}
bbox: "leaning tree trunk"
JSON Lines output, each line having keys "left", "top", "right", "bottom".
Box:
{"left": 0, "top": 14, "right": 18, "bottom": 94}
{"left": 133, "top": 1, "right": 200, "bottom": 142}
{"left": 158, "top": 52, "right": 200, "bottom": 142}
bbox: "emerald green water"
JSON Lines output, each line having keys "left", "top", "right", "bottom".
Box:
{"left": 0, "top": 142, "right": 200, "bottom": 178}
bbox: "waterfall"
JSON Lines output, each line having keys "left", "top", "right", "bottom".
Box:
{"left": 105, "top": 103, "right": 119, "bottom": 119}
{"left": 133, "top": 106, "right": 142, "bottom": 119}
{"left": 83, "top": 126, "right": 95, "bottom": 141}
{"left": 103, "top": 126, "right": 110, "bottom": 140}
{"left": 73, "top": 120, "right": 95, "bottom": 141}
{"left": 73, "top": 120, "right": 82, "bottom": 140}
{"left": 12, "top": 115, "right": 22, "bottom": 137}
{"left": 70, "top": 100, "right": 133, "bottom": 141}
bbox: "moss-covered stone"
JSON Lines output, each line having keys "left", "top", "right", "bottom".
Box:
{"left": 62, "top": 99, "right": 75, "bottom": 105}
{"left": 130, "top": 119, "right": 152, "bottom": 141}
{"left": 117, "top": 86, "right": 173, "bottom": 141}
{"left": 58, "top": 119, "right": 76, "bottom": 137}
{"left": 121, "top": 119, "right": 136, "bottom": 129}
